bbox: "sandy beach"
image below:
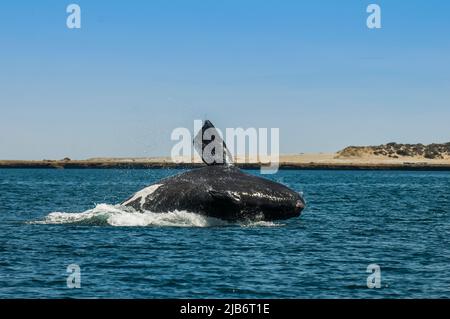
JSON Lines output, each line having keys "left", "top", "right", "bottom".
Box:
{"left": 2, "top": 152, "right": 450, "bottom": 170}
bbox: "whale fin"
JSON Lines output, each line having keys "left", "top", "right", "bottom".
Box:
{"left": 193, "top": 120, "right": 233, "bottom": 166}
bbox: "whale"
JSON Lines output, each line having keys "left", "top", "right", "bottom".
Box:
{"left": 121, "top": 121, "right": 305, "bottom": 221}
{"left": 121, "top": 165, "right": 305, "bottom": 221}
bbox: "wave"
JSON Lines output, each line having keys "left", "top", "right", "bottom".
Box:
{"left": 32, "top": 204, "right": 282, "bottom": 228}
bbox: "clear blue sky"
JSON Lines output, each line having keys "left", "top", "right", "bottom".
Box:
{"left": 0, "top": 0, "right": 449, "bottom": 159}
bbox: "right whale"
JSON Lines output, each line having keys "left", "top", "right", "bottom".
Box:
{"left": 121, "top": 121, "right": 305, "bottom": 221}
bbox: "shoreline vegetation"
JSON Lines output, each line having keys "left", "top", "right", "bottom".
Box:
{"left": 2, "top": 143, "right": 450, "bottom": 170}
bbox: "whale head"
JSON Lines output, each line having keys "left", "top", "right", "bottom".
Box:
{"left": 205, "top": 167, "right": 306, "bottom": 220}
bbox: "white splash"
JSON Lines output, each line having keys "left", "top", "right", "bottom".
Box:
{"left": 31, "top": 204, "right": 282, "bottom": 228}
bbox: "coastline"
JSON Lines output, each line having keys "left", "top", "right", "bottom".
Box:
{"left": 2, "top": 154, "right": 450, "bottom": 170}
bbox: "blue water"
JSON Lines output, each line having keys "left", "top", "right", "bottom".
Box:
{"left": 0, "top": 168, "right": 449, "bottom": 298}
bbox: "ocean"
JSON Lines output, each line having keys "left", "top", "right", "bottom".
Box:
{"left": 0, "top": 168, "right": 449, "bottom": 298}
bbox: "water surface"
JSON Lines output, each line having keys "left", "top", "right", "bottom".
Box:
{"left": 0, "top": 169, "right": 449, "bottom": 298}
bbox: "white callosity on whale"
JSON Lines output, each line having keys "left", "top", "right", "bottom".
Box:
{"left": 121, "top": 120, "right": 305, "bottom": 221}
{"left": 121, "top": 184, "right": 163, "bottom": 209}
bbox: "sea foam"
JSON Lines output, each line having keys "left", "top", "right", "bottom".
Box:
{"left": 32, "top": 204, "right": 282, "bottom": 228}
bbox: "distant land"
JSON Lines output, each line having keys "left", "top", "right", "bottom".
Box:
{"left": 338, "top": 142, "right": 450, "bottom": 160}
{"left": 1, "top": 143, "right": 450, "bottom": 170}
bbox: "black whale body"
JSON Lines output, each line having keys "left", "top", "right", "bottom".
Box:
{"left": 122, "top": 165, "right": 305, "bottom": 221}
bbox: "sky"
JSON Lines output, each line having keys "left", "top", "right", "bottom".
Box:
{"left": 0, "top": 0, "right": 449, "bottom": 159}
